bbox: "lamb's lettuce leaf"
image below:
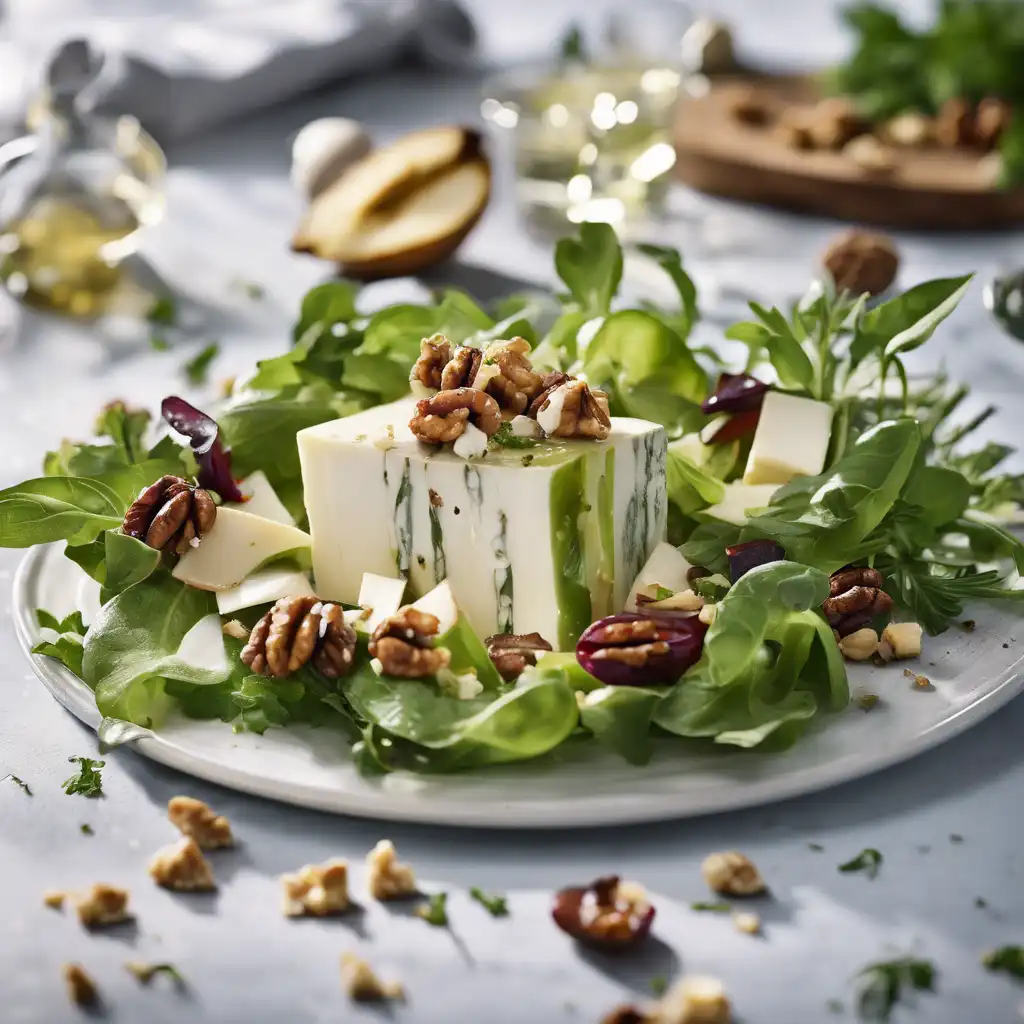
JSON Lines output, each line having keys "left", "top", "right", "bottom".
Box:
{"left": 345, "top": 662, "right": 578, "bottom": 773}
{"left": 578, "top": 686, "right": 664, "bottom": 765}
{"left": 655, "top": 561, "right": 847, "bottom": 747}
{"left": 555, "top": 222, "right": 623, "bottom": 317}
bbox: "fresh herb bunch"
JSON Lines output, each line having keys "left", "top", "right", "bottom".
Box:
{"left": 854, "top": 956, "right": 936, "bottom": 1021}
{"left": 832, "top": 1, "right": 1024, "bottom": 185}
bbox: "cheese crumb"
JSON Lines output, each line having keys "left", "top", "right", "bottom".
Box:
{"left": 222, "top": 619, "right": 250, "bottom": 640}
{"left": 341, "top": 953, "right": 404, "bottom": 1001}
{"left": 453, "top": 421, "right": 489, "bottom": 460}
{"left": 167, "top": 796, "right": 234, "bottom": 850}
{"left": 537, "top": 383, "right": 569, "bottom": 435}
{"left": 43, "top": 890, "right": 66, "bottom": 910}
{"left": 148, "top": 837, "right": 216, "bottom": 892}
{"left": 281, "top": 859, "right": 350, "bottom": 917}
{"left": 510, "top": 414, "right": 542, "bottom": 439}
{"left": 372, "top": 425, "right": 397, "bottom": 451}
{"left": 471, "top": 362, "right": 502, "bottom": 391}
{"left": 74, "top": 883, "right": 131, "bottom": 928}
{"left": 649, "top": 589, "right": 704, "bottom": 613}
{"left": 63, "top": 963, "right": 98, "bottom": 1006}
{"left": 436, "top": 666, "right": 483, "bottom": 700}
{"left": 698, "top": 603, "right": 718, "bottom": 626}
{"left": 366, "top": 840, "right": 418, "bottom": 901}
{"left": 733, "top": 911, "right": 761, "bottom": 935}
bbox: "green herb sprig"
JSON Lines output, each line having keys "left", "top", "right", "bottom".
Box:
{"left": 854, "top": 957, "right": 936, "bottom": 1022}
{"left": 838, "top": 848, "right": 884, "bottom": 879}
{"left": 417, "top": 892, "right": 449, "bottom": 927}
{"left": 469, "top": 887, "right": 509, "bottom": 917}
{"left": 62, "top": 756, "right": 105, "bottom": 797}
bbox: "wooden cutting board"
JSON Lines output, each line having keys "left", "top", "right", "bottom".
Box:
{"left": 673, "top": 73, "right": 1024, "bottom": 230}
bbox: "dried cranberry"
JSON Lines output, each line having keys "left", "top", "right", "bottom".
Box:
{"left": 552, "top": 876, "right": 655, "bottom": 951}
{"left": 161, "top": 396, "right": 244, "bottom": 502}
{"left": 576, "top": 613, "right": 706, "bottom": 687}
{"left": 701, "top": 373, "right": 770, "bottom": 416}
{"left": 726, "top": 539, "right": 786, "bottom": 581}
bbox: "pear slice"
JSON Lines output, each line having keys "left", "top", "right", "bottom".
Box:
{"left": 292, "top": 126, "right": 490, "bottom": 280}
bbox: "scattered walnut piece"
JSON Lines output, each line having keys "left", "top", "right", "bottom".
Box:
{"left": 485, "top": 631, "right": 553, "bottom": 681}
{"left": 904, "top": 668, "right": 933, "bottom": 690}
{"left": 410, "top": 387, "right": 502, "bottom": 444}
{"left": 440, "top": 344, "right": 483, "bottom": 390}
{"left": 701, "top": 851, "right": 765, "bottom": 896}
{"left": 534, "top": 379, "right": 611, "bottom": 440}
{"left": 481, "top": 337, "right": 545, "bottom": 414}
{"left": 366, "top": 840, "right": 418, "bottom": 901}
{"left": 281, "top": 859, "right": 350, "bottom": 917}
{"left": 838, "top": 627, "right": 880, "bottom": 662}
{"left": 167, "top": 796, "right": 233, "bottom": 850}
{"left": 222, "top": 619, "right": 250, "bottom": 641}
{"left": 659, "top": 975, "right": 732, "bottom": 1024}
{"left": 727, "top": 87, "right": 773, "bottom": 127}
{"left": 43, "top": 890, "right": 66, "bottom": 910}
{"left": 646, "top": 589, "right": 705, "bottom": 613}
{"left": 822, "top": 230, "right": 899, "bottom": 297}
{"left": 882, "top": 622, "right": 923, "bottom": 659}
{"left": 733, "top": 911, "right": 761, "bottom": 935}
{"left": 843, "top": 135, "right": 895, "bottom": 175}
{"left": 74, "top": 883, "right": 131, "bottom": 928}
{"left": 148, "top": 837, "right": 216, "bottom": 892}
{"left": 63, "top": 963, "right": 98, "bottom": 1006}
{"left": 341, "top": 953, "right": 404, "bottom": 1002}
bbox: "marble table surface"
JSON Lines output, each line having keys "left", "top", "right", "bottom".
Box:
{"left": 3, "top": 2, "right": 1024, "bottom": 1021}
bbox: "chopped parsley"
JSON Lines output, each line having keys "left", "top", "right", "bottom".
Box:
{"left": 838, "top": 848, "right": 883, "bottom": 879}
{"left": 80, "top": 823, "right": 94, "bottom": 835}
{"left": 4, "top": 774, "right": 31, "bottom": 796}
{"left": 520, "top": 454, "right": 535, "bottom": 467}
{"left": 808, "top": 842, "right": 825, "bottom": 852}
{"left": 236, "top": 279, "right": 265, "bottom": 300}
{"left": 150, "top": 334, "right": 170, "bottom": 352}
{"left": 62, "top": 756, "right": 105, "bottom": 797}
{"left": 960, "top": 619, "right": 976, "bottom": 632}
{"left": 416, "top": 892, "right": 449, "bottom": 927}
{"left": 147, "top": 295, "right": 177, "bottom": 326}
{"left": 183, "top": 342, "right": 220, "bottom": 386}
{"left": 855, "top": 957, "right": 936, "bottom": 1021}
{"left": 489, "top": 422, "right": 539, "bottom": 450}
{"left": 825, "top": 998, "right": 844, "bottom": 1014}
{"left": 690, "top": 901, "right": 731, "bottom": 913}
{"left": 650, "top": 976, "right": 668, "bottom": 996}
{"left": 858, "top": 694, "right": 880, "bottom": 711}
{"left": 974, "top": 896, "right": 987, "bottom": 908}
{"left": 469, "top": 887, "right": 508, "bottom": 917}
{"left": 125, "top": 961, "right": 185, "bottom": 985}
{"left": 950, "top": 833, "right": 964, "bottom": 844}
{"left": 982, "top": 945, "right": 1024, "bottom": 979}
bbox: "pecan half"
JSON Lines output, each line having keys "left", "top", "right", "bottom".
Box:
{"left": 823, "top": 566, "right": 893, "bottom": 637}
{"left": 587, "top": 618, "right": 669, "bottom": 666}
{"left": 485, "top": 632, "right": 553, "bottom": 681}
{"left": 822, "top": 230, "right": 899, "bottom": 297}
{"left": 241, "top": 597, "right": 357, "bottom": 679}
{"left": 411, "top": 334, "right": 451, "bottom": 392}
{"left": 440, "top": 345, "right": 483, "bottom": 390}
{"left": 409, "top": 387, "right": 502, "bottom": 444}
{"left": 533, "top": 379, "right": 612, "bottom": 440}
{"left": 480, "top": 337, "right": 545, "bottom": 414}
{"left": 369, "top": 607, "right": 451, "bottom": 678}
{"left": 122, "top": 474, "right": 217, "bottom": 555}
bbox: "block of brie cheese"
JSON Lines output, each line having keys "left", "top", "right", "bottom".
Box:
{"left": 297, "top": 398, "right": 667, "bottom": 650}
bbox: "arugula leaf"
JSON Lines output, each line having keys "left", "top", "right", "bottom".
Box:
{"left": 183, "top": 342, "right": 220, "bottom": 385}
{"left": 555, "top": 222, "right": 623, "bottom": 316}
{"left": 62, "top": 756, "right": 105, "bottom": 797}
{"left": 417, "top": 891, "right": 449, "bottom": 926}
{"left": 37, "top": 609, "right": 86, "bottom": 634}
{"left": 0, "top": 476, "right": 125, "bottom": 547}
{"left": 82, "top": 572, "right": 230, "bottom": 724}
{"left": 469, "top": 887, "right": 509, "bottom": 917}
{"left": 103, "top": 531, "right": 161, "bottom": 596}
{"left": 838, "top": 848, "right": 883, "bottom": 879}
{"left": 232, "top": 674, "right": 306, "bottom": 735}
{"left": 854, "top": 956, "right": 936, "bottom": 1022}
{"left": 4, "top": 774, "right": 31, "bottom": 795}
{"left": 636, "top": 244, "right": 699, "bottom": 339}
{"left": 33, "top": 632, "right": 85, "bottom": 677}
{"left": 655, "top": 561, "right": 847, "bottom": 747}
{"left": 982, "top": 945, "right": 1024, "bottom": 979}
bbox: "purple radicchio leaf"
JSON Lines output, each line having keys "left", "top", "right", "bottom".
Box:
{"left": 161, "top": 396, "right": 244, "bottom": 502}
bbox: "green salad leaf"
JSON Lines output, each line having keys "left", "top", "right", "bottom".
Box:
{"left": 62, "top": 756, "right": 105, "bottom": 797}
{"left": 578, "top": 685, "right": 664, "bottom": 765}
{"left": 655, "top": 561, "right": 847, "bottom": 748}
{"left": 555, "top": 222, "right": 623, "bottom": 317}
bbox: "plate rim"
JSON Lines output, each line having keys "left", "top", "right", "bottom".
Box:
{"left": 14, "top": 543, "right": 1024, "bottom": 829}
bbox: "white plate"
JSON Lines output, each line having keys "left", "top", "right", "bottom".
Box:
{"left": 14, "top": 543, "right": 1024, "bottom": 828}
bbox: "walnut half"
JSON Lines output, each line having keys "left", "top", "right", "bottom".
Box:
{"left": 74, "top": 883, "right": 131, "bottom": 928}
{"left": 282, "top": 860, "right": 350, "bottom": 917}
{"left": 167, "top": 795, "right": 233, "bottom": 850}
{"left": 366, "top": 840, "right": 418, "bottom": 901}
{"left": 369, "top": 607, "right": 451, "bottom": 679}
{"left": 148, "top": 837, "right": 216, "bottom": 892}
{"left": 532, "top": 379, "right": 611, "bottom": 440}
{"left": 63, "top": 963, "right": 99, "bottom": 1006}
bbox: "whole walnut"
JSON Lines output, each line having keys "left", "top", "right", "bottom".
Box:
{"left": 822, "top": 230, "right": 899, "bottom": 297}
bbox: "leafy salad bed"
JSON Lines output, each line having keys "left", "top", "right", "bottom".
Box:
{"left": 7, "top": 224, "right": 1024, "bottom": 775}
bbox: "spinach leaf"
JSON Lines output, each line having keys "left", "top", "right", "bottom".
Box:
{"left": 655, "top": 561, "right": 847, "bottom": 747}
{"left": 0, "top": 477, "right": 126, "bottom": 547}
{"left": 555, "top": 222, "right": 623, "bottom": 316}
{"left": 33, "top": 632, "right": 85, "bottom": 677}
{"left": 344, "top": 662, "right": 577, "bottom": 773}
{"left": 82, "top": 572, "right": 230, "bottom": 724}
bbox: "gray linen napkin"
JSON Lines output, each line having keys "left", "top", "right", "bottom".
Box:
{"left": 0, "top": 0, "right": 478, "bottom": 144}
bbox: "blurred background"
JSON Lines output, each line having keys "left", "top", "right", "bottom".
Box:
{"left": 0, "top": 0, "right": 1020, "bottom": 475}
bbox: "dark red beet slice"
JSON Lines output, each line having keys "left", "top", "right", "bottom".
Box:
{"left": 161, "top": 396, "right": 244, "bottom": 503}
